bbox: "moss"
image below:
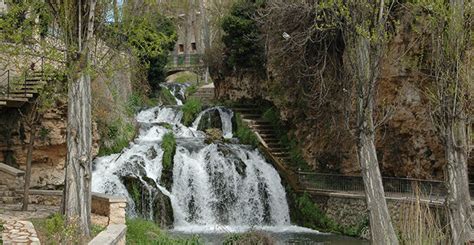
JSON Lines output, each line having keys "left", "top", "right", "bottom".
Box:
{"left": 174, "top": 72, "right": 198, "bottom": 84}
{"left": 223, "top": 231, "right": 274, "bottom": 245}
{"left": 161, "top": 132, "right": 176, "bottom": 171}
{"left": 31, "top": 213, "right": 105, "bottom": 244}
{"left": 185, "top": 84, "right": 198, "bottom": 97}
{"left": 98, "top": 118, "right": 135, "bottom": 156}
{"left": 0, "top": 219, "right": 3, "bottom": 245}
{"left": 235, "top": 113, "right": 259, "bottom": 147}
{"left": 126, "top": 218, "right": 201, "bottom": 245}
{"left": 158, "top": 87, "right": 178, "bottom": 105}
{"left": 182, "top": 98, "right": 202, "bottom": 126}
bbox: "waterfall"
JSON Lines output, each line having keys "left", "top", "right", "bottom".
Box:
{"left": 160, "top": 83, "right": 190, "bottom": 105}
{"left": 92, "top": 97, "right": 295, "bottom": 232}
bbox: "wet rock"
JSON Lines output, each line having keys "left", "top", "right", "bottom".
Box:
{"left": 153, "top": 189, "right": 174, "bottom": 229}
{"left": 205, "top": 128, "right": 223, "bottom": 144}
{"left": 197, "top": 109, "right": 222, "bottom": 131}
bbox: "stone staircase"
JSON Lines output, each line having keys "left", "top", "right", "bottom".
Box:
{"left": 0, "top": 71, "right": 51, "bottom": 109}
{"left": 0, "top": 162, "right": 25, "bottom": 205}
{"left": 189, "top": 83, "right": 215, "bottom": 104}
{"left": 233, "top": 106, "right": 300, "bottom": 191}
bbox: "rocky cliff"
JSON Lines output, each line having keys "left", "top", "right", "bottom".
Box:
{"left": 212, "top": 9, "right": 473, "bottom": 180}
{"left": 0, "top": 55, "right": 135, "bottom": 189}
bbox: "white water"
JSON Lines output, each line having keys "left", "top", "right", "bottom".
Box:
{"left": 92, "top": 96, "right": 313, "bottom": 233}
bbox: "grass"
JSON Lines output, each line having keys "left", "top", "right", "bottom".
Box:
{"left": 98, "top": 118, "right": 135, "bottom": 156}
{"left": 185, "top": 84, "right": 198, "bottom": 97}
{"left": 162, "top": 132, "right": 177, "bottom": 171}
{"left": 126, "top": 218, "right": 201, "bottom": 245}
{"left": 290, "top": 192, "right": 369, "bottom": 237}
{"left": 31, "top": 213, "right": 105, "bottom": 245}
{"left": 172, "top": 71, "right": 198, "bottom": 84}
{"left": 158, "top": 87, "right": 178, "bottom": 106}
{"left": 223, "top": 231, "right": 275, "bottom": 245}
{"left": 182, "top": 98, "right": 202, "bottom": 126}
{"left": 235, "top": 113, "right": 259, "bottom": 147}
{"left": 397, "top": 187, "right": 447, "bottom": 244}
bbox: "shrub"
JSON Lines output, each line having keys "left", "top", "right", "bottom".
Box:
{"left": 98, "top": 118, "right": 135, "bottom": 156}
{"left": 31, "top": 213, "right": 105, "bottom": 244}
{"left": 235, "top": 113, "right": 259, "bottom": 147}
{"left": 126, "top": 218, "right": 201, "bottom": 245}
{"left": 223, "top": 231, "right": 274, "bottom": 245}
{"left": 158, "top": 87, "right": 178, "bottom": 105}
{"left": 162, "top": 132, "right": 176, "bottom": 171}
{"left": 182, "top": 98, "right": 202, "bottom": 126}
{"left": 296, "top": 193, "right": 339, "bottom": 233}
{"left": 221, "top": 0, "right": 266, "bottom": 72}
{"left": 185, "top": 84, "right": 198, "bottom": 97}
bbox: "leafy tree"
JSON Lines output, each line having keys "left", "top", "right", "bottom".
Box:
{"left": 221, "top": 0, "right": 265, "bottom": 72}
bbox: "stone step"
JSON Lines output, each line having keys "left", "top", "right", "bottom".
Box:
{"left": 272, "top": 152, "right": 290, "bottom": 156}
{"left": 0, "top": 196, "right": 21, "bottom": 204}
{"left": 0, "top": 97, "right": 29, "bottom": 102}
{"left": 0, "top": 100, "right": 6, "bottom": 106}
{"left": 241, "top": 114, "right": 262, "bottom": 119}
{"left": 0, "top": 190, "right": 18, "bottom": 196}
{"left": 10, "top": 89, "right": 38, "bottom": 94}
{"left": 9, "top": 93, "right": 34, "bottom": 98}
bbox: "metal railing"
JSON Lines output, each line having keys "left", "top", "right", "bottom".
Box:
{"left": 166, "top": 54, "right": 203, "bottom": 68}
{"left": 0, "top": 56, "right": 44, "bottom": 97}
{"left": 298, "top": 172, "right": 474, "bottom": 198}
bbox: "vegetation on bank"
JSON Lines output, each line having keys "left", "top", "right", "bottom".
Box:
{"left": 262, "top": 107, "right": 310, "bottom": 171}
{"left": 162, "top": 132, "right": 177, "bottom": 171}
{"left": 0, "top": 220, "right": 3, "bottom": 245}
{"left": 31, "top": 213, "right": 105, "bottom": 244}
{"left": 291, "top": 193, "right": 368, "bottom": 238}
{"left": 223, "top": 231, "right": 274, "bottom": 245}
{"left": 182, "top": 98, "right": 203, "bottom": 126}
{"left": 235, "top": 113, "right": 259, "bottom": 147}
{"left": 158, "top": 87, "right": 178, "bottom": 106}
{"left": 126, "top": 218, "right": 200, "bottom": 245}
{"left": 98, "top": 118, "right": 135, "bottom": 156}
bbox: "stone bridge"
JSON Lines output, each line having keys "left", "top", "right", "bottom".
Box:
{"left": 165, "top": 54, "right": 205, "bottom": 77}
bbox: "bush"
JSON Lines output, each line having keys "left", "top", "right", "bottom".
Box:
{"left": 221, "top": 0, "right": 266, "bottom": 72}
{"left": 31, "top": 213, "right": 105, "bottom": 244}
{"left": 223, "top": 231, "right": 274, "bottom": 245}
{"left": 296, "top": 193, "right": 339, "bottom": 233}
{"left": 162, "top": 132, "right": 176, "bottom": 171}
{"left": 235, "top": 113, "right": 259, "bottom": 147}
{"left": 158, "top": 87, "right": 178, "bottom": 105}
{"left": 126, "top": 218, "right": 201, "bottom": 245}
{"left": 98, "top": 118, "right": 135, "bottom": 156}
{"left": 185, "top": 84, "right": 198, "bottom": 97}
{"left": 182, "top": 98, "right": 203, "bottom": 126}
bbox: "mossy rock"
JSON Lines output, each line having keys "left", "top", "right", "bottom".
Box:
{"left": 205, "top": 128, "right": 223, "bottom": 144}
{"left": 197, "top": 108, "right": 222, "bottom": 131}
{"left": 153, "top": 189, "right": 174, "bottom": 229}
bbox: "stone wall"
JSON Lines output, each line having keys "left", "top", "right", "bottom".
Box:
{"left": 0, "top": 54, "right": 134, "bottom": 189}
{"left": 308, "top": 191, "right": 447, "bottom": 239}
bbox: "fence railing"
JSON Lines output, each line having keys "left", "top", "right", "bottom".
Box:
{"left": 298, "top": 172, "right": 474, "bottom": 198}
{"left": 166, "top": 54, "right": 203, "bottom": 68}
{"left": 0, "top": 56, "right": 44, "bottom": 97}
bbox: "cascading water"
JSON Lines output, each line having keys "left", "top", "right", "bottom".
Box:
{"left": 160, "top": 83, "right": 190, "bottom": 105}
{"left": 92, "top": 91, "right": 308, "bottom": 234}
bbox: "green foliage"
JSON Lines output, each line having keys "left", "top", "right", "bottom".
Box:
{"left": 235, "top": 113, "right": 259, "bottom": 147}
{"left": 182, "top": 98, "right": 203, "bottom": 126}
{"left": 223, "top": 231, "right": 274, "bottom": 245}
{"left": 39, "top": 127, "right": 50, "bottom": 141}
{"left": 126, "top": 218, "right": 201, "bottom": 245}
{"left": 221, "top": 0, "right": 266, "bottom": 72}
{"left": 0, "top": 220, "right": 3, "bottom": 245}
{"left": 173, "top": 72, "right": 198, "bottom": 84}
{"left": 126, "top": 92, "right": 147, "bottom": 116}
{"left": 158, "top": 87, "right": 178, "bottom": 105}
{"left": 262, "top": 108, "right": 310, "bottom": 170}
{"left": 296, "top": 193, "right": 339, "bottom": 232}
{"left": 31, "top": 213, "right": 105, "bottom": 244}
{"left": 293, "top": 193, "right": 368, "bottom": 237}
{"left": 98, "top": 118, "right": 135, "bottom": 156}
{"left": 162, "top": 132, "right": 176, "bottom": 171}
{"left": 185, "top": 84, "right": 198, "bottom": 97}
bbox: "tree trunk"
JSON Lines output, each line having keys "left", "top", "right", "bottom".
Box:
{"left": 63, "top": 73, "right": 93, "bottom": 237}
{"left": 353, "top": 31, "right": 399, "bottom": 244}
{"left": 445, "top": 119, "right": 472, "bottom": 243}
{"left": 21, "top": 121, "right": 36, "bottom": 211}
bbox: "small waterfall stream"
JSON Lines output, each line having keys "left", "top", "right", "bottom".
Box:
{"left": 92, "top": 84, "right": 309, "bottom": 234}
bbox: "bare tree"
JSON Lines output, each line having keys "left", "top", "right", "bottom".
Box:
{"left": 343, "top": 0, "right": 399, "bottom": 243}
{"left": 428, "top": 0, "right": 473, "bottom": 242}
{"left": 47, "top": 0, "right": 98, "bottom": 237}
